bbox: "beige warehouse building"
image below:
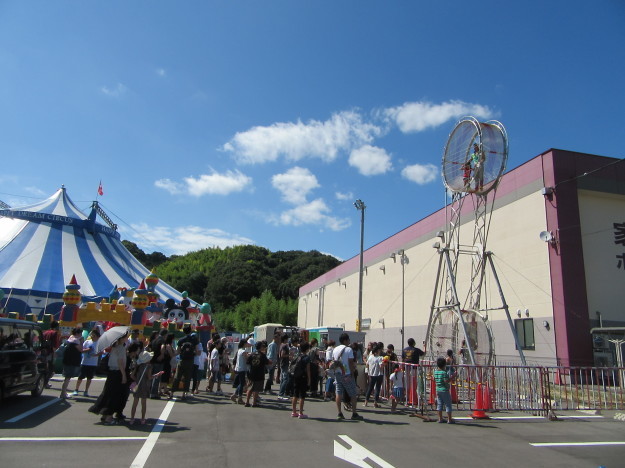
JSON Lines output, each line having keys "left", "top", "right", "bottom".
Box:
{"left": 298, "top": 149, "right": 625, "bottom": 367}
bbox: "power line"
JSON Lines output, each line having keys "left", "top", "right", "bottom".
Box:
{"left": 553, "top": 157, "right": 625, "bottom": 189}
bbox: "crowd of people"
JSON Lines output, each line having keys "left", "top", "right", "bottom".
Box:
{"left": 45, "top": 321, "right": 458, "bottom": 425}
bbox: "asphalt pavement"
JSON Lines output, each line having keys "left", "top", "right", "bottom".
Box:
{"left": 1, "top": 376, "right": 624, "bottom": 468}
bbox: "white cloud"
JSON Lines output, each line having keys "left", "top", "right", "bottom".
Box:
{"left": 335, "top": 191, "right": 353, "bottom": 201}
{"left": 401, "top": 163, "right": 439, "bottom": 185}
{"left": 154, "top": 178, "right": 183, "bottom": 195}
{"left": 274, "top": 198, "right": 351, "bottom": 231}
{"left": 156, "top": 68, "right": 166, "bottom": 77}
{"left": 385, "top": 100, "right": 495, "bottom": 133}
{"left": 127, "top": 223, "right": 254, "bottom": 255}
{"left": 271, "top": 167, "right": 319, "bottom": 205}
{"left": 155, "top": 169, "right": 252, "bottom": 197}
{"left": 348, "top": 145, "right": 393, "bottom": 176}
{"left": 222, "top": 111, "right": 382, "bottom": 164}
{"left": 100, "top": 83, "right": 128, "bottom": 98}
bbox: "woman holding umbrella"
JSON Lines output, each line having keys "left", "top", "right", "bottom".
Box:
{"left": 89, "top": 326, "right": 129, "bottom": 424}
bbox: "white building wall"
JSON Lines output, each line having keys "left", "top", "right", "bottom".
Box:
{"left": 299, "top": 184, "right": 559, "bottom": 365}
{"left": 578, "top": 190, "right": 625, "bottom": 325}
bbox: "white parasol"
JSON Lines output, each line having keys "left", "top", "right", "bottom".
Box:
{"left": 96, "top": 326, "right": 130, "bottom": 353}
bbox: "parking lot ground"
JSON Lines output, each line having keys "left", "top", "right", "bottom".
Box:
{"left": 1, "top": 376, "right": 624, "bottom": 468}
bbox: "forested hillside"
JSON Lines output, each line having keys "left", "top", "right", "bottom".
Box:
{"left": 122, "top": 241, "right": 340, "bottom": 332}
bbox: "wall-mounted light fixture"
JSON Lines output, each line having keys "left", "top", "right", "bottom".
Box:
{"left": 379, "top": 265, "right": 386, "bottom": 273}
{"left": 517, "top": 309, "right": 522, "bottom": 318}
{"left": 525, "top": 308, "right": 530, "bottom": 317}
{"left": 390, "top": 253, "right": 396, "bottom": 263}
{"left": 543, "top": 320, "right": 550, "bottom": 330}
{"left": 378, "top": 318, "right": 385, "bottom": 329}
{"left": 342, "top": 281, "right": 347, "bottom": 288}
{"left": 539, "top": 230, "right": 558, "bottom": 246}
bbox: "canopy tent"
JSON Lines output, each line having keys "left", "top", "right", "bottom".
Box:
{"left": 0, "top": 186, "right": 184, "bottom": 318}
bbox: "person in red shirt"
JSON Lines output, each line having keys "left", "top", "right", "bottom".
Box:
{"left": 42, "top": 321, "right": 62, "bottom": 388}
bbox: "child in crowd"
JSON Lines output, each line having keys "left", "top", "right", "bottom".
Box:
{"left": 434, "top": 357, "right": 454, "bottom": 424}
{"left": 291, "top": 341, "right": 311, "bottom": 419}
{"left": 245, "top": 340, "right": 270, "bottom": 407}
{"left": 389, "top": 364, "right": 404, "bottom": 413}
{"left": 129, "top": 350, "right": 164, "bottom": 425}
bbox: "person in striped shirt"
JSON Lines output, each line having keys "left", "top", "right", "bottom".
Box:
{"left": 434, "top": 357, "right": 454, "bottom": 424}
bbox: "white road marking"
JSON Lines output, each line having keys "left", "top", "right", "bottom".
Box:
{"left": 0, "top": 437, "right": 147, "bottom": 441}
{"left": 129, "top": 399, "right": 176, "bottom": 468}
{"left": 5, "top": 398, "right": 61, "bottom": 423}
{"left": 334, "top": 434, "right": 395, "bottom": 468}
{"left": 531, "top": 442, "right": 625, "bottom": 447}
{"left": 453, "top": 415, "right": 603, "bottom": 420}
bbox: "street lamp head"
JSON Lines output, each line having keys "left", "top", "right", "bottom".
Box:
{"left": 354, "top": 199, "right": 366, "bottom": 210}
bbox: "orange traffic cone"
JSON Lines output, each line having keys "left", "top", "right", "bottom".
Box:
{"left": 428, "top": 377, "right": 436, "bottom": 405}
{"left": 470, "top": 383, "right": 490, "bottom": 419}
{"left": 451, "top": 381, "right": 459, "bottom": 404}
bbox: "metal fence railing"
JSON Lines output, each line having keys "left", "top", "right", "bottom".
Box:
{"left": 377, "top": 362, "right": 625, "bottom": 418}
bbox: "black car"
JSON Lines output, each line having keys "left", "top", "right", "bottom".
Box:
{"left": 0, "top": 317, "right": 46, "bottom": 401}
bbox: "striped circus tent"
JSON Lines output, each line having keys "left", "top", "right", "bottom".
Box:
{"left": 0, "top": 186, "right": 184, "bottom": 318}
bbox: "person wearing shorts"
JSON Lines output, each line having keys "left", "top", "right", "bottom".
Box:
{"left": 291, "top": 341, "right": 311, "bottom": 419}
{"left": 74, "top": 328, "right": 100, "bottom": 397}
{"left": 332, "top": 333, "right": 363, "bottom": 421}
{"left": 389, "top": 364, "right": 405, "bottom": 413}
{"left": 434, "top": 357, "right": 454, "bottom": 424}
{"left": 60, "top": 328, "right": 83, "bottom": 400}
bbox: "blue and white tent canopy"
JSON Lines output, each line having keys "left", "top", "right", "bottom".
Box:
{"left": 0, "top": 186, "right": 184, "bottom": 317}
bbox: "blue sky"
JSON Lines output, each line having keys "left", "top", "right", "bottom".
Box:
{"left": 1, "top": 1, "right": 624, "bottom": 261}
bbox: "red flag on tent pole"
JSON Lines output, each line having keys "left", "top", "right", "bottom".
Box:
{"left": 97, "top": 181, "right": 104, "bottom": 196}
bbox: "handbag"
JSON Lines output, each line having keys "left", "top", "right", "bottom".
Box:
{"left": 131, "top": 365, "right": 148, "bottom": 393}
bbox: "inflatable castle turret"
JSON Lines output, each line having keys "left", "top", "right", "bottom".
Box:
{"left": 60, "top": 275, "right": 81, "bottom": 321}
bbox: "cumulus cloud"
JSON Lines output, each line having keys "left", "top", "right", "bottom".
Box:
{"left": 222, "top": 111, "right": 382, "bottom": 164}
{"left": 271, "top": 167, "right": 319, "bottom": 205}
{"left": 401, "top": 163, "right": 439, "bottom": 185}
{"left": 274, "top": 199, "right": 351, "bottom": 231}
{"left": 155, "top": 169, "right": 252, "bottom": 196}
{"left": 127, "top": 223, "right": 254, "bottom": 256}
{"left": 100, "top": 83, "right": 128, "bottom": 98}
{"left": 348, "top": 145, "right": 393, "bottom": 176}
{"left": 384, "top": 100, "right": 495, "bottom": 133}
{"left": 335, "top": 191, "right": 353, "bottom": 201}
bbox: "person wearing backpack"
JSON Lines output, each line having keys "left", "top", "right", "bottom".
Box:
{"left": 60, "top": 327, "right": 84, "bottom": 399}
{"left": 170, "top": 325, "right": 199, "bottom": 401}
{"left": 290, "top": 341, "right": 311, "bottom": 419}
{"left": 277, "top": 334, "right": 291, "bottom": 400}
{"left": 245, "top": 340, "right": 270, "bottom": 407}
{"left": 332, "top": 333, "right": 363, "bottom": 421}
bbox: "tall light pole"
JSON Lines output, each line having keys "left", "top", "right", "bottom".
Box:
{"left": 354, "top": 199, "right": 366, "bottom": 332}
{"left": 399, "top": 250, "right": 408, "bottom": 351}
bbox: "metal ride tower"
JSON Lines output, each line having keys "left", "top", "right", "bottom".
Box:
{"left": 425, "top": 117, "right": 527, "bottom": 366}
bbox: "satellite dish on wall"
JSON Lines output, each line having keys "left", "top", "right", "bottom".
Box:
{"left": 539, "top": 231, "right": 553, "bottom": 243}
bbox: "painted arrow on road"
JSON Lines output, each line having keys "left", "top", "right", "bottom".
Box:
{"left": 334, "top": 435, "right": 395, "bottom": 468}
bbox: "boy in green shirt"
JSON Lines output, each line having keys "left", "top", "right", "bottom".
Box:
{"left": 434, "top": 357, "right": 454, "bottom": 424}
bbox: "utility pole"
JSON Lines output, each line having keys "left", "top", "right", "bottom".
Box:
{"left": 354, "top": 199, "right": 366, "bottom": 332}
